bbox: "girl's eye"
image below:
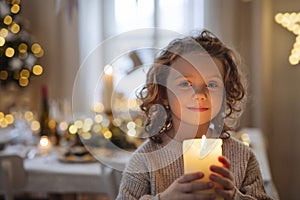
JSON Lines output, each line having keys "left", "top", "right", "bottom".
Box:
{"left": 207, "top": 82, "right": 218, "bottom": 88}
{"left": 178, "top": 80, "right": 192, "bottom": 87}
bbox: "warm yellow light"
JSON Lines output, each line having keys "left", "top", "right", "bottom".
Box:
{"left": 0, "top": 112, "right": 4, "bottom": 119}
{"left": 11, "top": 4, "right": 20, "bottom": 14}
{"left": 10, "top": 23, "right": 20, "bottom": 34}
{"left": 18, "top": 43, "right": 27, "bottom": 53}
{"left": 4, "top": 15, "right": 13, "bottom": 25}
{"left": 35, "top": 49, "right": 44, "bottom": 58}
{"left": 127, "top": 121, "right": 136, "bottom": 130}
{"left": 5, "top": 114, "right": 14, "bottom": 124}
{"left": 0, "top": 28, "right": 8, "bottom": 37}
{"left": 0, "top": 118, "right": 8, "bottom": 128}
{"left": 74, "top": 120, "right": 83, "bottom": 129}
{"left": 5, "top": 47, "right": 15, "bottom": 57}
{"left": 48, "top": 120, "right": 56, "bottom": 130}
{"left": 103, "top": 130, "right": 112, "bottom": 139}
{"left": 0, "top": 70, "right": 8, "bottom": 80}
{"left": 69, "top": 124, "right": 78, "bottom": 134}
{"left": 94, "top": 114, "right": 103, "bottom": 123}
{"left": 289, "top": 55, "right": 299, "bottom": 65}
{"left": 275, "top": 12, "right": 300, "bottom": 65}
{"left": 31, "top": 43, "right": 42, "bottom": 54}
{"left": 93, "top": 102, "right": 104, "bottom": 113}
{"left": 19, "top": 77, "right": 29, "bottom": 87}
{"left": 127, "top": 129, "right": 136, "bottom": 137}
{"left": 0, "top": 37, "right": 5, "bottom": 46}
{"left": 31, "top": 120, "right": 40, "bottom": 131}
{"left": 59, "top": 121, "right": 68, "bottom": 131}
{"left": 20, "top": 69, "right": 30, "bottom": 78}
{"left": 275, "top": 13, "right": 283, "bottom": 24}
{"left": 32, "top": 64, "right": 43, "bottom": 75}
{"left": 24, "top": 111, "right": 34, "bottom": 121}
{"left": 39, "top": 136, "right": 50, "bottom": 147}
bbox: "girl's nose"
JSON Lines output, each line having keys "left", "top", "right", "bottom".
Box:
{"left": 193, "top": 87, "right": 208, "bottom": 100}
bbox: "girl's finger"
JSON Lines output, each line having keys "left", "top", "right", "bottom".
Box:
{"left": 179, "top": 181, "right": 214, "bottom": 193}
{"left": 210, "top": 165, "right": 233, "bottom": 180}
{"left": 209, "top": 174, "right": 234, "bottom": 190}
{"left": 218, "top": 156, "right": 230, "bottom": 169}
{"left": 178, "top": 172, "right": 204, "bottom": 183}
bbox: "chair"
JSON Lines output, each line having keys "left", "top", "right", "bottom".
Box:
{"left": 0, "top": 155, "right": 26, "bottom": 200}
{"left": 100, "top": 164, "right": 123, "bottom": 200}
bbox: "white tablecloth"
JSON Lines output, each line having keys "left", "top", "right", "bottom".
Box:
{"left": 1, "top": 145, "right": 124, "bottom": 199}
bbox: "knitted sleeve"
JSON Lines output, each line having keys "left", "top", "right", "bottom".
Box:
{"left": 116, "top": 142, "right": 159, "bottom": 200}
{"left": 116, "top": 170, "right": 157, "bottom": 200}
{"left": 234, "top": 150, "right": 273, "bottom": 200}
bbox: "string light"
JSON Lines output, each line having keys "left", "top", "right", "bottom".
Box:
{"left": 275, "top": 12, "right": 300, "bottom": 65}
{"left": 0, "top": 37, "right": 5, "bottom": 46}
{"left": 10, "top": 4, "right": 20, "bottom": 14}
{"left": 3, "top": 15, "right": 13, "bottom": 25}
{"left": 0, "top": 0, "right": 44, "bottom": 87}
{"left": 32, "top": 64, "right": 43, "bottom": 75}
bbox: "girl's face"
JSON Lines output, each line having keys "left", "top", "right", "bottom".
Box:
{"left": 166, "top": 54, "right": 225, "bottom": 127}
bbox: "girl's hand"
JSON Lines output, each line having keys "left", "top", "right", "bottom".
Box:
{"left": 209, "top": 156, "right": 235, "bottom": 200}
{"left": 160, "top": 172, "right": 216, "bottom": 200}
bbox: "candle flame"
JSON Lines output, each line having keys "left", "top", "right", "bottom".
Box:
{"left": 201, "top": 135, "right": 206, "bottom": 149}
{"left": 104, "top": 65, "right": 113, "bottom": 75}
{"left": 199, "top": 135, "right": 207, "bottom": 159}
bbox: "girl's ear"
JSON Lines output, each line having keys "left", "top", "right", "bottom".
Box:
{"left": 160, "top": 86, "right": 169, "bottom": 106}
{"left": 161, "top": 97, "right": 169, "bottom": 106}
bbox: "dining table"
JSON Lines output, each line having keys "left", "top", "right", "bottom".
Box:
{"left": 0, "top": 144, "right": 128, "bottom": 199}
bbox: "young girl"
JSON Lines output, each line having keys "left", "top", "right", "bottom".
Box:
{"left": 116, "top": 30, "right": 272, "bottom": 200}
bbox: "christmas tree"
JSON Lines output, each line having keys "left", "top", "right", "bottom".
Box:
{"left": 0, "top": 0, "right": 44, "bottom": 87}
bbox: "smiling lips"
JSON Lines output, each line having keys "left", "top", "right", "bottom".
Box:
{"left": 187, "top": 107, "right": 209, "bottom": 112}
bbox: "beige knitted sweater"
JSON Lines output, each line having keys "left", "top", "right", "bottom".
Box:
{"left": 116, "top": 136, "right": 272, "bottom": 200}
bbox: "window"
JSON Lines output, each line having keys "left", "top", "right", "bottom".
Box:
{"left": 77, "top": 0, "right": 204, "bottom": 113}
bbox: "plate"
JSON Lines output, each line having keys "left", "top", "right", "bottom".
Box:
{"left": 58, "top": 153, "right": 97, "bottom": 163}
{"left": 58, "top": 146, "right": 97, "bottom": 163}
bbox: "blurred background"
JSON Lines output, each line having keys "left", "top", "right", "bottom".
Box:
{"left": 0, "top": 0, "right": 299, "bottom": 199}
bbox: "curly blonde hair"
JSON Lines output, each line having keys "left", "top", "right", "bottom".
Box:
{"left": 138, "top": 30, "right": 246, "bottom": 143}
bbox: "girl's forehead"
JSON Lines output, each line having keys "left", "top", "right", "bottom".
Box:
{"left": 170, "top": 54, "right": 224, "bottom": 78}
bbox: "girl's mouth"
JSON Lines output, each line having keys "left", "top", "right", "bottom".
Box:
{"left": 187, "top": 107, "right": 209, "bottom": 112}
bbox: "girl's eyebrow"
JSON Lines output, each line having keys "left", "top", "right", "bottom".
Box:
{"left": 208, "top": 75, "right": 223, "bottom": 80}
{"left": 174, "top": 74, "right": 222, "bottom": 80}
{"left": 175, "top": 74, "right": 191, "bottom": 80}
{"left": 174, "top": 75, "right": 190, "bottom": 80}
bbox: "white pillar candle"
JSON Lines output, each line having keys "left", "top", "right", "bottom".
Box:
{"left": 183, "top": 135, "right": 223, "bottom": 199}
{"left": 103, "top": 65, "right": 114, "bottom": 113}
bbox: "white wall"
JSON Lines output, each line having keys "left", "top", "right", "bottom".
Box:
{"left": 20, "top": 0, "right": 80, "bottom": 115}
{"left": 204, "top": 0, "right": 300, "bottom": 199}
